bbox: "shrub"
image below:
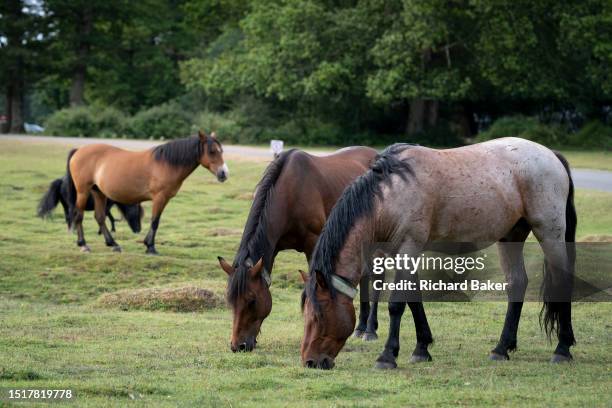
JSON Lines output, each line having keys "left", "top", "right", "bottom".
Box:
{"left": 127, "top": 102, "right": 193, "bottom": 139}
{"left": 193, "top": 110, "right": 242, "bottom": 143}
{"left": 476, "top": 116, "right": 568, "bottom": 147}
{"left": 44, "top": 106, "right": 127, "bottom": 138}
{"left": 568, "top": 121, "right": 612, "bottom": 150}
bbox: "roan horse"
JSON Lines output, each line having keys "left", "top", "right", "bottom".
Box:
{"left": 217, "top": 146, "right": 379, "bottom": 352}
{"left": 66, "top": 130, "right": 228, "bottom": 254}
{"left": 38, "top": 175, "right": 144, "bottom": 234}
{"left": 302, "top": 138, "right": 577, "bottom": 369}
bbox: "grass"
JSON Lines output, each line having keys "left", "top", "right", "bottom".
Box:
{"left": 557, "top": 150, "right": 612, "bottom": 171}
{"left": 0, "top": 140, "right": 611, "bottom": 407}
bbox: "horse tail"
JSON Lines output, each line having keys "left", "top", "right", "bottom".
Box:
{"left": 114, "top": 202, "right": 144, "bottom": 234}
{"left": 37, "top": 178, "right": 63, "bottom": 218}
{"left": 65, "top": 149, "right": 78, "bottom": 229}
{"left": 540, "top": 151, "right": 576, "bottom": 343}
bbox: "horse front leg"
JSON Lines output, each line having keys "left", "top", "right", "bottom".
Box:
{"left": 407, "top": 302, "right": 433, "bottom": 362}
{"left": 363, "top": 297, "right": 379, "bottom": 342}
{"left": 375, "top": 301, "right": 406, "bottom": 369}
{"left": 144, "top": 194, "right": 169, "bottom": 255}
{"left": 93, "top": 191, "right": 120, "bottom": 252}
{"left": 74, "top": 192, "right": 90, "bottom": 252}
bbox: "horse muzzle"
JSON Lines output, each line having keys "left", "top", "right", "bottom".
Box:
{"left": 304, "top": 355, "right": 335, "bottom": 370}
{"left": 216, "top": 164, "right": 229, "bottom": 183}
{"left": 231, "top": 336, "right": 256, "bottom": 353}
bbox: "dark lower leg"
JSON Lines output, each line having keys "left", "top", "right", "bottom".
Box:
{"left": 107, "top": 210, "right": 116, "bottom": 232}
{"left": 74, "top": 209, "right": 87, "bottom": 249}
{"left": 554, "top": 302, "right": 575, "bottom": 359}
{"left": 492, "top": 302, "right": 524, "bottom": 359}
{"left": 375, "top": 302, "right": 406, "bottom": 369}
{"left": 354, "top": 301, "right": 370, "bottom": 336}
{"left": 144, "top": 215, "right": 160, "bottom": 254}
{"left": 365, "top": 301, "right": 379, "bottom": 337}
{"left": 407, "top": 302, "right": 433, "bottom": 361}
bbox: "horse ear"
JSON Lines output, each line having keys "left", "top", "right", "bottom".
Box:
{"left": 249, "top": 258, "right": 264, "bottom": 278}
{"left": 298, "top": 270, "right": 309, "bottom": 283}
{"left": 218, "top": 256, "right": 234, "bottom": 276}
{"left": 198, "top": 129, "right": 207, "bottom": 141}
{"left": 211, "top": 131, "right": 217, "bottom": 139}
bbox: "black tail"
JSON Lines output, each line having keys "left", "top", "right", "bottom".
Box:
{"left": 540, "top": 152, "right": 577, "bottom": 344}
{"left": 37, "top": 178, "right": 63, "bottom": 218}
{"left": 65, "top": 149, "right": 78, "bottom": 229}
{"left": 113, "top": 202, "right": 144, "bottom": 234}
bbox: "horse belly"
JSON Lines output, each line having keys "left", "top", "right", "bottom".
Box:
{"left": 94, "top": 163, "right": 150, "bottom": 204}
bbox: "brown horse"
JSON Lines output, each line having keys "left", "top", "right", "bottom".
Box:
{"left": 66, "top": 130, "right": 228, "bottom": 254}
{"left": 217, "top": 146, "right": 378, "bottom": 352}
{"left": 302, "top": 138, "right": 577, "bottom": 369}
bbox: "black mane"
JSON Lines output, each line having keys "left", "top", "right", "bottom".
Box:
{"left": 227, "top": 149, "right": 298, "bottom": 306}
{"left": 303, "top": 143, "right": 415, "bottom": 311}
{"left": 152, "top": 135, "right": 217, "bottom": 167}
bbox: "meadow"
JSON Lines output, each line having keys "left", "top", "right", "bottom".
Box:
{"left": 0, "top": 140, "right": 611, "bottom": 407}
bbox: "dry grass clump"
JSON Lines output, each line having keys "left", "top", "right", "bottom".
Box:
{"left": 96, "top": 285, "right": 223, "bottom": 312}
{"left": 579, "top": 235, "right": 612, "bottom": 242}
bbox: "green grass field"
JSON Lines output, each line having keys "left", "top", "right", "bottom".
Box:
{"left": 0, "top": 141, "right": 611, "bottom": 407}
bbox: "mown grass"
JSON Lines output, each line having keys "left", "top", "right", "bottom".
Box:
{"left": 0, "top": 140, "right": 611, "bottom": 407}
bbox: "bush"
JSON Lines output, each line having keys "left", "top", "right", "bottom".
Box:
{"left": 568, "top": 121, "right": 612, "bottom": 150}
{"left": 44, "top": 106, "right": 127, "bottom": 138}
{"left": 476, "top": 116, "right": 568, "bottom": 147}
{"left": 127, "top": 102, "right": 193, "bottom": 139}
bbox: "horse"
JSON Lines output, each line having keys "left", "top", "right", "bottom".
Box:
{"left": 301, "top": 138, "right": 577, "bottom": 369}
{"left": 66, "top": 130, "right": 228, "bottom": 254}
{"left": 38, "top": 175, "right": 144, "bottom": 234}
{"left": 217, "top": 146, "right": 380, "bottom": 352}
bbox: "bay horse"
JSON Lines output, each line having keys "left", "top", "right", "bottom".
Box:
{"left": 217, "top": 146, "right": 379, "bottom": 352}
{"left": 38, "top": 175, "right": 144, "bottom": 234}
{"left": 301, "top": 138, "right": 577, "bottom": 369}
{"left": 66, "top": 130, "right": 228, "bottom": 254}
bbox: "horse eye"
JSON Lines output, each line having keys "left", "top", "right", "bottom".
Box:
{"left": 248, "top": 299, "right": 256, "bottom": 307}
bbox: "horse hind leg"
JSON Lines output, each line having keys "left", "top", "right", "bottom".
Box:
{"left": 490, "top": 218, "right": 531, "bottom": 361}
{"left": 74, "top": 191, "right": 90, "bottom": 252}
{"left": 92, "top": 190, "right": 121, "bottom": 252}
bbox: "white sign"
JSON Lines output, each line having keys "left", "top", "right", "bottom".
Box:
{"left": 270, "top": 140, "right": 284, "bottom": 156}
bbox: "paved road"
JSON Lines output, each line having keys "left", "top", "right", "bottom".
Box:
{"left": 2, "top": 134, "right": 611, "bottom": 192}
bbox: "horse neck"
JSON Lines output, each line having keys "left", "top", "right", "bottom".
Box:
{"left": 335, "top": 217, "right": 375, "bottom": 286}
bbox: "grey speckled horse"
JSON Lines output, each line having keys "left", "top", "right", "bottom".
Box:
{"left": 301, "top": 138, "right": 576, "bottom": 370}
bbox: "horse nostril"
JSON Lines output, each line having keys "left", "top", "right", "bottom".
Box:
{"left": 305, "top": 359, "right": 316, "bottom": 369}
{"left": 238, "top": 343, "right": 247, "bottom": 352}
{"left": 319, "top": 357, "right": 335, "bottom": 370}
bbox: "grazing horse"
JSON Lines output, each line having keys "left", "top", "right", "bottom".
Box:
{"left": 38, "top": 175, "right": 144, "bottom": 234}
{"left": 217, "top": 146, "right": 378, "bottom": 352}
{"left": 66, "top": 130, "right": 228, "bottom": 254}
{"left": 301, "top": 138, "right": 576, "bottom": 369}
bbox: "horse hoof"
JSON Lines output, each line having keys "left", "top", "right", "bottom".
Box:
{"left": 145, "top": 248, "right": 159, "bottom": 255}
{"left": 374, "top": 360, "right": 397, "bottom": 370}
{"left": 80, "top": 245, "right": 91, "bottom": 253}
{"left": 112, "top": 245, "right": 122, "bottom": 253}
{"left": 352, "top": 330, "right": 365, "bottom": 338}
{"left": 362, "top": 332, "right": 378, "bottom": 342}
{"left": 550, "top": 354, "right": 572, "bottom": 363}
{"left": 410, "top": 353, "right": 432, "bottom": 363}
{"left": 489, "top": 352, "right": 509, "bottom": 361}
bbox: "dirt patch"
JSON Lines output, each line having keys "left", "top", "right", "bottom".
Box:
{"left": 96, "top": 286, "right": 223, "bottom": 312}
{"left": 209, "top": 227, "right": 241, "bottom": 237}
{"left": 579, "top": 235, "right": 612, "bottom": 242}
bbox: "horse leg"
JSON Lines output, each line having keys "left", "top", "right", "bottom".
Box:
{"left": 143, "top": 195, "right": 168, "bottom": 255}
{"left": 74, "top": 191, "right": 90, "bottom": 252}
{"left": 363, "top": 296, "right": 379, "bottom": 341}
{"left": 92, "top": 191, "right": 120, "bottom": 252}
{"left": 490, "top": 219, "right": 531, "bottom": 361}
{"left": 354, "top": 278, "right": 370, "bottom": 338}
{"left": 106, "top": 203, "right": 116, "bottom": 232}
{"left": 407, "top": 302, "right": 433, "bottom": 362}
{"left": 374, "top": 301, "right": 406, "bottom": 369}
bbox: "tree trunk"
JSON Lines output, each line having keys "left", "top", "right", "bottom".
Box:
{"left": 427, "top": 100, "right": 439, "bottom": 127}
{"left": 407, "top": 99, "right": 426, "bottom": 135}
{"left": 69, "top": 8, "right": 93, "bottom": 107}
{"left": 8, "top": 81, "right": 24, "bottom": 133}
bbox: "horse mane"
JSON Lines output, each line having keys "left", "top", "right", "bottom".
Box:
{"left": 227, "top": 149, "right": 298, "bottom": 306}
{"left": 302, "top": 143, "right": 415, "bottom": 312}
{"left": 153, "top": 135, "right": 218, "bottom": 167}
